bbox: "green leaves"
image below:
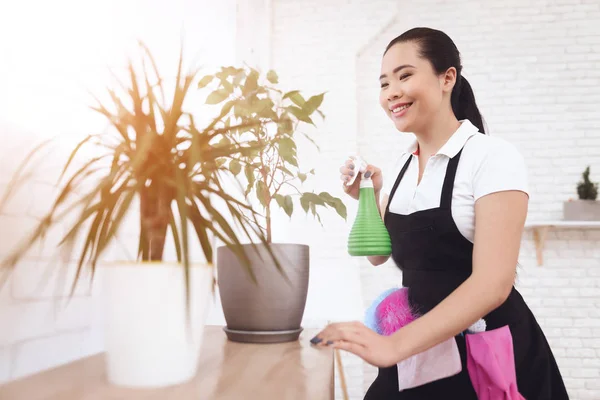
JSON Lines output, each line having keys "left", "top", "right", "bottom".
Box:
{"left": 249, "top": 97, "right": 277, "bottom": 119}
{"left": 318, "top": 192, "right": 347, "bottom": 220}
{"left": 273, "top": 189, "right": 346, "bottom": 225}
{"left": 229, "top": 159, "right": 241, "bottom": 175}
{"left": 301, "top": 192, "right": 325, "bottom": 207}
{"left": 267, "top": 70, "right": 279, "bottom": 84}
{"left": 577, "top": 166, "right": 598, "bottom": 200}
{"left": 281, "top": 91, "right": 325, "bottom": 126}
{"left": 243, "top": 69, "right": 259, "bottom": 95}
{"left": 287, "top": 105, "right": 314, "bottom": 125}
{"left": 283, "top": 195, "right": 294, "bottom": 217}
{"left": 198, "top": 75, "right": 213, "bottom": 89}
{"left": 277, "top": 118, "right": 293, "bottom": 135}
{"left": 278, "top": 137, "right": 297, "bottom": 167}
{"left": 206, "top": 89, "right": 229, "bottom": 105}
{"left": 300, "top": 195, "right": 309, "bottom": 213}
{"left": 274, "top": 194, "right": 293, "bottom": 217}
{"left": 283, "top": 90, "right": 305, "bottom": 106}
{"left": 204, "top": 67, "right": 345, "bottom": 241}
{"left": 299, "top": 191, "right": 347, "bottom": 222}
{"left": 244, "top": 164, "right": 256, "bottom": 196}
{"left": 256, "top": 180, "right": 269, "bottom": 208}
{"left": 304, "top": 93, "right": 325, "bottom": 114}
{"left": 197, "top": 66, "right": 343, "bottom": 241}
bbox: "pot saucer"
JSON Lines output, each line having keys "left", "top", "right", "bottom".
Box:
{"left": 223, "top": 327, "right": 303, "bottom": 343}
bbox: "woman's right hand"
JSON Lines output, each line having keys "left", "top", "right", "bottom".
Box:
{"left": 339, "top": 158, "right": 383, "bottom": 200}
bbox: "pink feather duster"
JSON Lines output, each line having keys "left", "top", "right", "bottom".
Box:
{"left": 375, "top": 288, "right": 418, "bottom": 336}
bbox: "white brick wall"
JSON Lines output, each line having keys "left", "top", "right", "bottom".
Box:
{"left": 519, "top": 229, "right": 600, "bottom": 399}
{"left": 261, "top": 0, "right": 600, "bottom": 399}
{"left": 0, "top": 122, "right": 110, "bottom": 383}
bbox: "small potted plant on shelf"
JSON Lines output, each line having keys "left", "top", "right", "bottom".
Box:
{"left": 564, "top": 166, "right": 600, "bottom": 221}
{"left": 199, "top": 67, "right": 347, "bottom": 343}
{"left": 0, "top": 44, "right": 277, "bottom": 388}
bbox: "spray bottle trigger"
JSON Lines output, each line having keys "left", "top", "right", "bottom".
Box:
{"left": 345, "top": 155, "right": 367, "bottom": 187}
{"left": 346, "top": 169, "right": 358, "bottom": 187}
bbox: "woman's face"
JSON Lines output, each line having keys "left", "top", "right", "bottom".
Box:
{"left": 379, "top": 41, "right": 454, "bottom": 134}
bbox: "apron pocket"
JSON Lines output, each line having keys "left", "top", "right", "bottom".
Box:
{"left": 396, "top": 336, "right": 462, "bottom": 391}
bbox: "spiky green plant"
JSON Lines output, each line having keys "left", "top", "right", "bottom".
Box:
{"left": 577, "top": 166, "right": 598, "bottom": 200}
{"left": 0, "top": 43, "right": 280, "bottom": 303}
{"left": 199, "top": 67, "right": 347, "bottom": 243}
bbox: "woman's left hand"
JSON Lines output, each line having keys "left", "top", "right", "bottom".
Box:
{"left": 311, "top": 321, "right": 402, "bottom": 368}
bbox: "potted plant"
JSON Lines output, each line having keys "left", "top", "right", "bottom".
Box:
{"left": 564, "top": 166, "right": 600, "bottom": 221}
{"left": 198, "top": 67, "right": 347, "bottom": 343}
{"left": 0, "top": 44, "right": 277, "bottom": 387}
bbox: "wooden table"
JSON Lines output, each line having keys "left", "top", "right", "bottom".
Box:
{"left": 0, "top": 326, "right": 334, "bottom": 400}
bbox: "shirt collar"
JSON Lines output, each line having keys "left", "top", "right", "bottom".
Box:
{"left": 407, "top": 120, "right": 480, "bottom": 158}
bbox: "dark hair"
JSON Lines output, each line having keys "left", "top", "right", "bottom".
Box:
{"left": 384, "top": 27, "right": 486, "bottom": 134}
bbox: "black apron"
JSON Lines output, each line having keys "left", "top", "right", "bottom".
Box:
{"left": 364, "top": 149, "right": 569, "bottom": 399}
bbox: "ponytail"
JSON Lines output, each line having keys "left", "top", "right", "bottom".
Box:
{"left": 451, "top": 76, "right": 486, "bottom": 134}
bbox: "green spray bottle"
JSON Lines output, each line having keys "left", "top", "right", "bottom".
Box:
{"left": 346, "top": 156, "right": 392, "bottom": 257}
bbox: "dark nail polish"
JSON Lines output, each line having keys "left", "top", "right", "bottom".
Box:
{"left": 364, "top": 171, "right": 372, "bottom": 178}
{"left": 326, "top": 340, "right": 334, "bottom": 345}
{"left": 349, "top": 171, "right": 354, "bottom": 176}
{"left": 349, "top": 164, "right": 355, "bottom": 170}
{"left": 310, "top": 336, "right": 322, "bottom": 345}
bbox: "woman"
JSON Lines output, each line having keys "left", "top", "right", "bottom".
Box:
{"left": 312, "top": 28, "right": 568, "bottom": 399}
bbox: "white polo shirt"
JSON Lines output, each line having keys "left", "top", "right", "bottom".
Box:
{"left": 382, "top": 120, "right": 529, "bottom": 243}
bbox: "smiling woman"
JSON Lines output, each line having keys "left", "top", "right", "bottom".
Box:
{"left": 379, "top": 64, "right": 416, "bottom": 120}
{"left": 323, "top": 27, "right": 569, "bottom": 400}
{"left": 378, "top": 35, "right": 484, "bottom": 138}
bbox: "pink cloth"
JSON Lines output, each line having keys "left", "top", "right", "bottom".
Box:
{"left": 465, "top": 325, "right": 526, "bottom": 400}
{"left": 396, "top": 336, "right": 462, "bottom": 391}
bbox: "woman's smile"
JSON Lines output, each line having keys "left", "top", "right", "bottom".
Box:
{"left": 390, "top": 102, "right": 413, "bottom": 118}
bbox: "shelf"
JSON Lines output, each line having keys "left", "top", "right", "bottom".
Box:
{"left": 524, "top": 220, "right": 600, "bottom": 266}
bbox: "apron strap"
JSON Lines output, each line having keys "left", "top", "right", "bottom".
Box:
{"left": 440, "top": 149, "right": 463, "bottom": 210}
{"left": 385, "top": 155, "right": 413, "bottom": 216}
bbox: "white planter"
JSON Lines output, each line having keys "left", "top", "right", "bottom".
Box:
{"left": 101, "top": 262, "right": 214, "bottom": 388}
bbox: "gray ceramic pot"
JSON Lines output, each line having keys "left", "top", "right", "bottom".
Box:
{"left": 216, "top": 243, "right": 309, "bottom": 343}
{"left": 563, "top": 200, "right": 600, "bottom": 221}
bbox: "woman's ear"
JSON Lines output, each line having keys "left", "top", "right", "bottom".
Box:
{"left": 440, "top": 67, "right": 457, "bottom": 93}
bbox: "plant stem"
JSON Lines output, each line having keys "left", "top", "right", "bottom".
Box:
{"left": 258, "top": 139, "right": 272, "bottom": 243}
{"left": 271, "top": 156, "right": 287, "bottom": 198}
{"left": 140, "top": 186, "right": 170, "bottom": 261}
{"left": 266, "top": 199, "right": 272, "bottom": 243}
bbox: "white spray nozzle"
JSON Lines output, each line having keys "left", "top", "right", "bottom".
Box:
{"left": 345, "top": 155, "right": 369, "bottom": 187}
